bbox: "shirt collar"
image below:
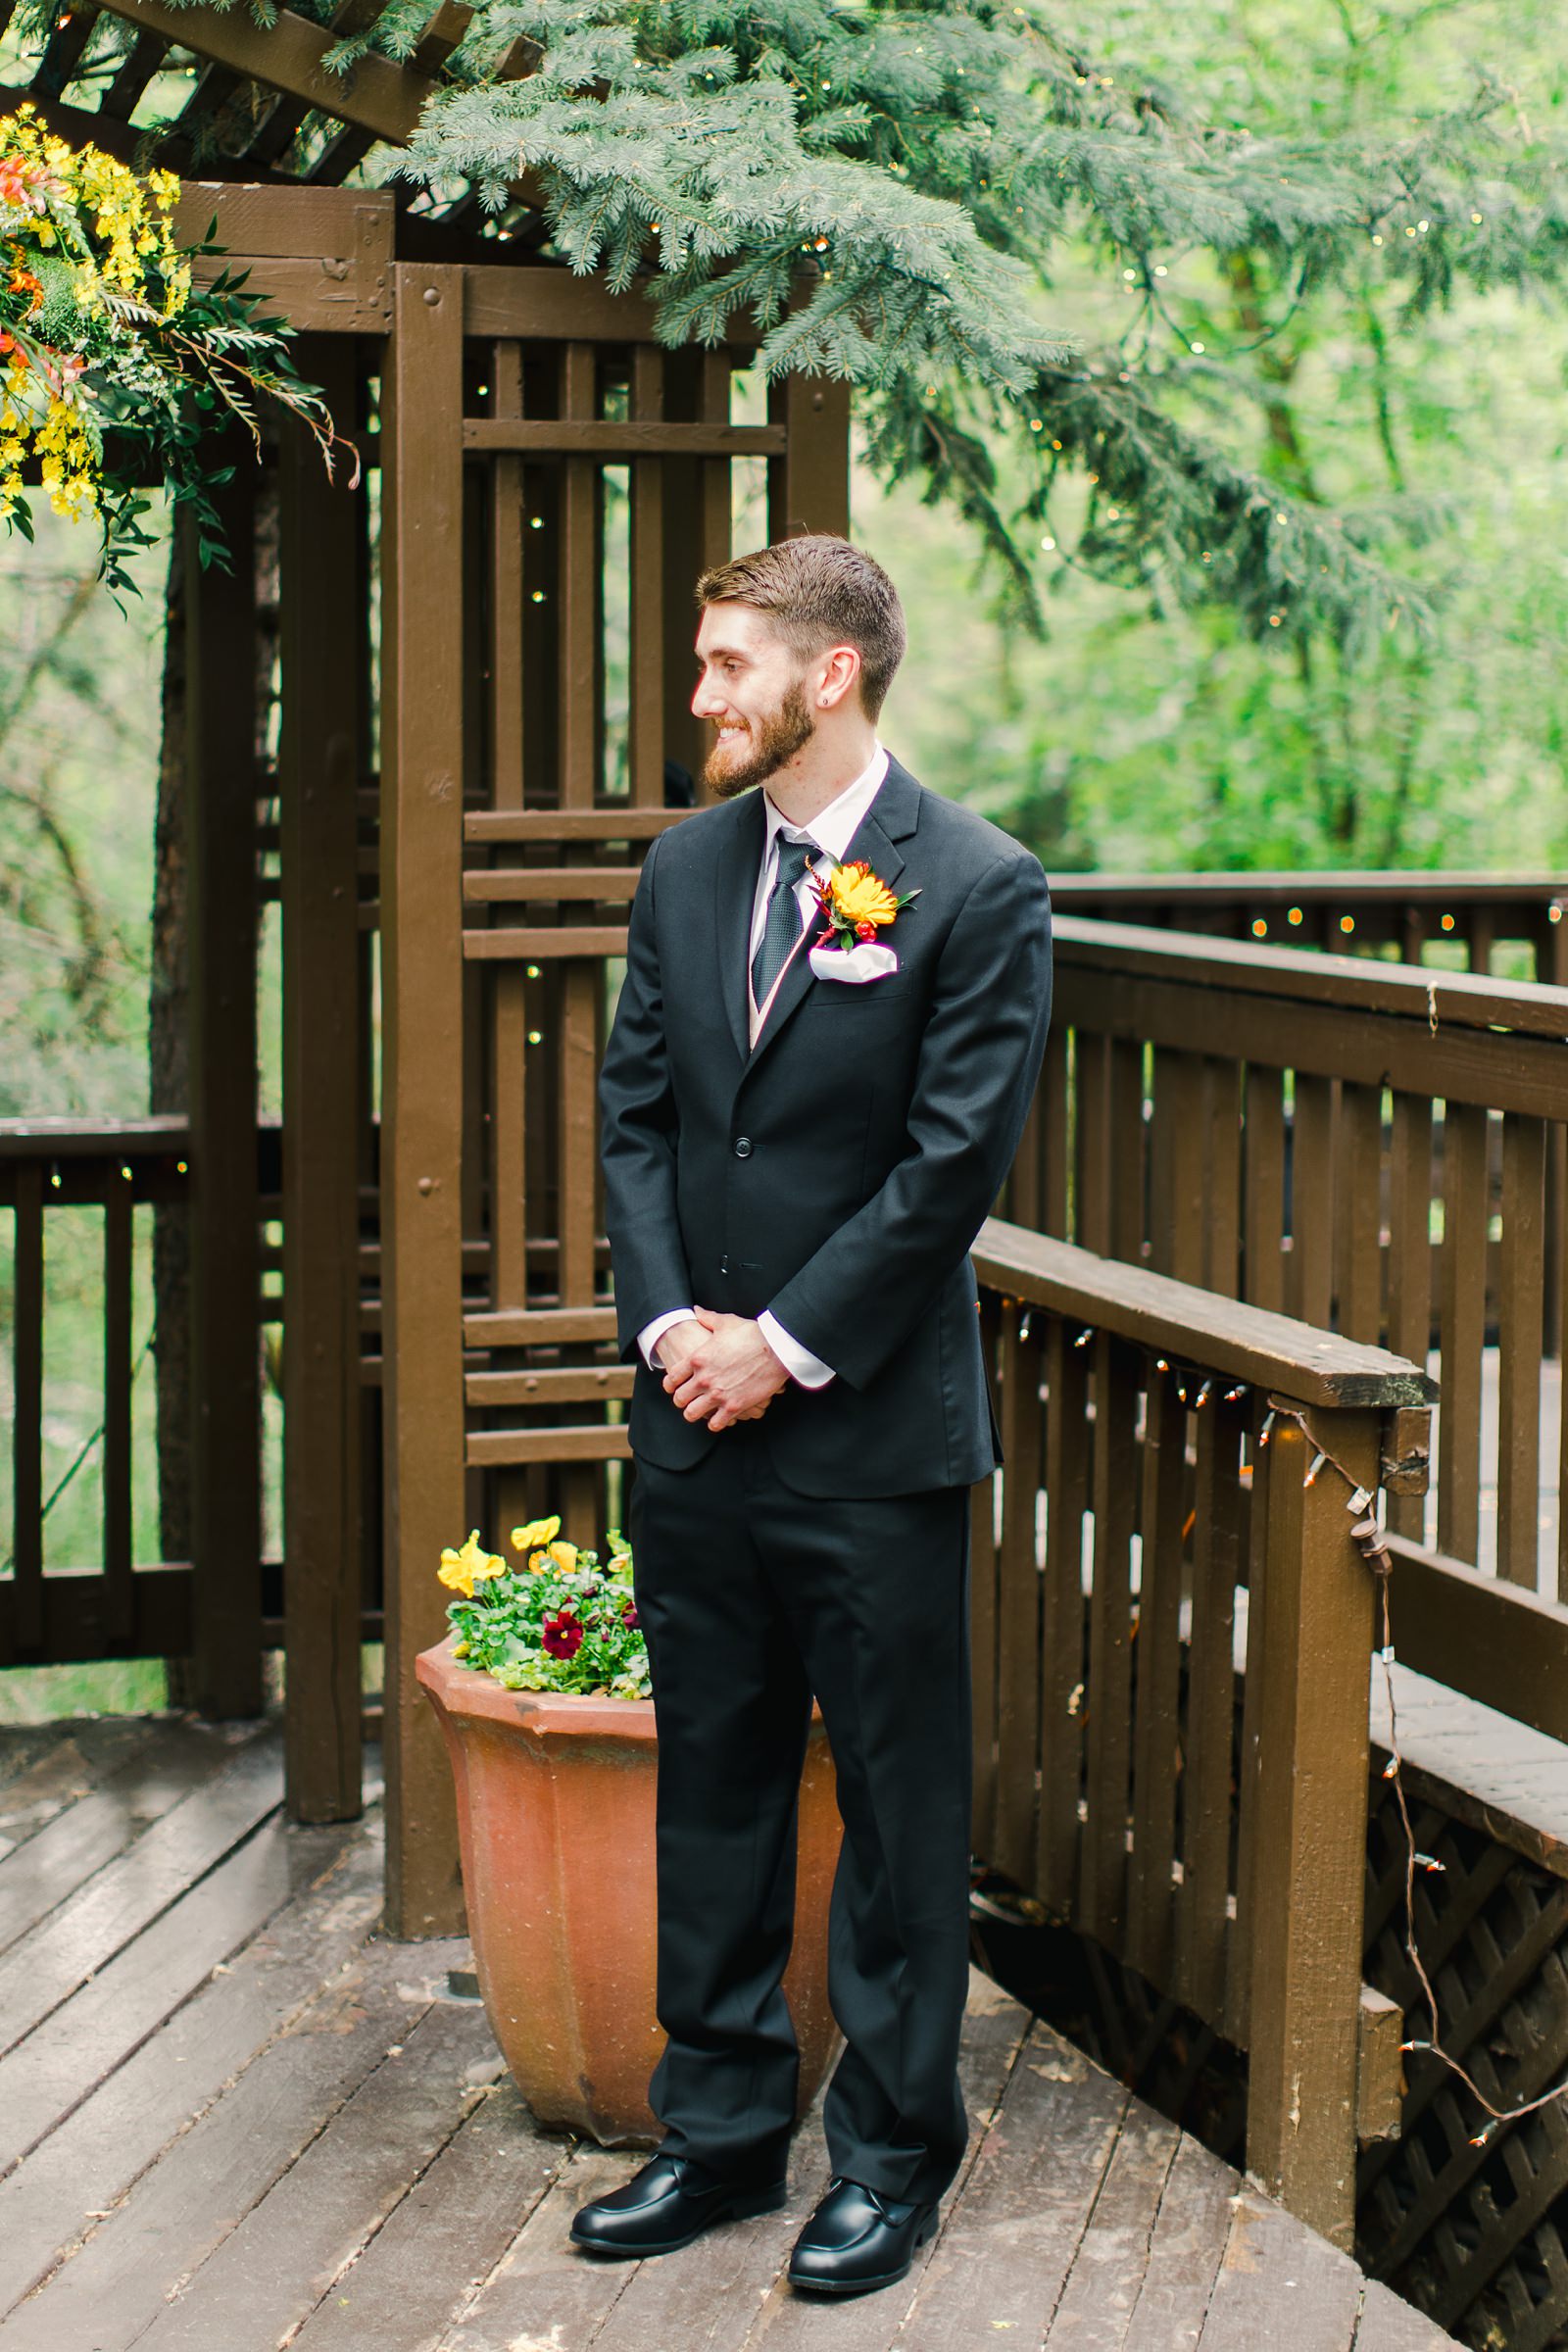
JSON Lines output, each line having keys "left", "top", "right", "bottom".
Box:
{"left": 761, "top": 742, "right": 889, "bottom": 866}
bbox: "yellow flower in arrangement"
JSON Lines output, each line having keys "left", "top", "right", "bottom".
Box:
{"left": 437, "top": 1529, "right": 509, "bottom": 1599}
{"left": 511, "top": 1514, "right": 563, "bottom": 1556}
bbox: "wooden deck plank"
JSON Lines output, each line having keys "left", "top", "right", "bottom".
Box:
{"left": 0, "top": 1720, "right": 163, "bottom": 1855}
{"left": 1043, "top": 2098, "right": 1182, "bottom": 2347}
{"left": 887, "top": 2020, "right": 1128, "bottom": 2346}
{"left": 1353, "top": 2282, "right": 1458, "bottom": 2351}
{"left": 0, "top": 1934, "right": 434, "bottom": 2352}
{"left": 1120, "top": 2134, "right": 1238, "bottom": 2352}
{"left": 0, "top": 1820, "right": 382, "bottom": 2320}
{"left": 0, "top": 1719, "right": 268, "bottom": 1957}
{"left": 0, "top": 1730, "right": 282, "bottom": 2060}
{"left": 283, "top": 2083, "right": 564, "bottom": 2351}
{"left": 0, "top": 1809, "right": 343, "bottom": 2177}
{"left": 735, "top": 1970, "right": 1032, "bottom": 2351}
{"left": 134, "top": 2001, "right": 500, "bottom": 2350}
{"left": 1195, "top": 2183, "right": 1363, "bottom": 2351}
{"left": 438, "top": 2147, "right": 647, "bottom": 2352}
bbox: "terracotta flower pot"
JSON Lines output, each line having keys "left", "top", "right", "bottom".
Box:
{"left": 416, "top": 1636, "right": 844, "bottom": 2145}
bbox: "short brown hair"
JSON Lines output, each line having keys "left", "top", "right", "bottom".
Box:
{"left": 695, "top": 534, "right": 906, "bottom": 720}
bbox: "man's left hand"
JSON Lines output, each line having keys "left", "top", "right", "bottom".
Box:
{"left": 663, "top": 1308, "right": 790, "bottom": 1432}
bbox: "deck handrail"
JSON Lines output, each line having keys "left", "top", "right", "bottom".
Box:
{"left": 974, "top": 1217, "right": 1437, "bottom": 1409}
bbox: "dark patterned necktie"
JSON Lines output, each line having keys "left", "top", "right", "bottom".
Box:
{"left": 751, "top": 836, "right": 816, "bottom": 1007}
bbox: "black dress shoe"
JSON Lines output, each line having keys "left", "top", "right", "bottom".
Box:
{"left": 570, "top": 2152, "right": 787, "bottom": 2259}
{"left": 786, "top": 2176, "right": 939, "bottom": 2296}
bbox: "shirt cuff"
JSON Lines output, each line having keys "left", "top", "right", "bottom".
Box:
{"left": 638, "top": 1309, "right": 697, "bottom": 1372}
{"left": 759, "top": 1310, "right": 835, "bottom": 1390}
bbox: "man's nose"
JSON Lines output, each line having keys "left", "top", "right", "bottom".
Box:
{"left": 691, "top": 672, "right": 722, "bottom": 718}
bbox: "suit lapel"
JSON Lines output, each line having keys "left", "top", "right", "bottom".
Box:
{"left": 712, "top": 792, "right": 764, "bottom": 1062}
{"left": 744, "top": 759, "right": 922, "bottom": 1072}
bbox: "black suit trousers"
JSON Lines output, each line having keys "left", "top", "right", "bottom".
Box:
{"left": 629, "top": 1428, "right": 973, "bottom": 2206}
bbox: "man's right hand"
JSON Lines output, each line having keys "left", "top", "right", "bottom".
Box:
{"left": 653, "top": 1318, "right": 709, "bottom": 1387}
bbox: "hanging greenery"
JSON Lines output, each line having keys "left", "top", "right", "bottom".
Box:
{"left": 0, "top": 100, "right": 355, "bottom": 604}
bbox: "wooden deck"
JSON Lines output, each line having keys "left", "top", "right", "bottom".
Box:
{"left": 0, "top": 1714, "right": 1456, "bottom": 2352}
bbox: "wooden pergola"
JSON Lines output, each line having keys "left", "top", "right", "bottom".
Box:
{"left": 0, "top": 0, "right": 850, "bottom": 1935}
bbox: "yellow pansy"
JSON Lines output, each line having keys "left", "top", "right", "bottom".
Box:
{"left": 438, "top": 1528, "right": 508, "bottom": 1598}
{"left": 546, "top": 1540, "right": 579, "bottom": 1573}
{"left": 511, "top": 1514, "right": 562, "bottom": 1555}
{"left": 826, "top": 861, "right": 900, "bottom": 928}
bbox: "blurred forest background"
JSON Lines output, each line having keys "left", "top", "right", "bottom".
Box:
{"left": 1, "top": 0, "right": 1565, "bottom": 1708}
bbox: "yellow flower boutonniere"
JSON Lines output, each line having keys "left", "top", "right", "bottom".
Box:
{"left": 813, "top": 860, "right": 920, "bottom": 951}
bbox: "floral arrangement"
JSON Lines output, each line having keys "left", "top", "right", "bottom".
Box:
{"left": 0, "top": 102, "right": 354, "bottom": 602}
{"left": 814, "top": 859, "right": 919, "bottom": 950}
{"left": 439, "top": 1516, "right": 652, "bottom": 1701}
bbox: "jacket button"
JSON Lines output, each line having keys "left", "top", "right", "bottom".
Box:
{"left": 733, "top": 1135, "right": 754, "bottom": 1158}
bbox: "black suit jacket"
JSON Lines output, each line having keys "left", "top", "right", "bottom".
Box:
{"left": 598, "top": 756, "right": 1054, "bottom": 1497}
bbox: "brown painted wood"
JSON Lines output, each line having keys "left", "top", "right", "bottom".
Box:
{"left": 969, "top": 1456, "right": 1000, "bottom": 1858}
{"left": 1082, "top": 1333, "right": 1138, "bottom": 1947}
{"left": 9, "top": 1155, "right": 44, "bottom": 1657}
{"left": 437, "top": 2146, "right": 645, "bottom": 2351}
{"left": 974, "top": 1223, "right": 1435, "bottom": 1410}
{"left": 1195, "top": 2183, "right": 1363, "bottom": 2348}
{"left": 1291, "top": 1073, "right": 1336, "bottom": 1328}
{"left": 463, "top": 418, "right": 785, "bottom": 457}
{"left": 1436, "top": 1102, "right": 1489, "bottom": 1565}
{"left": 377, "top": 264, "right": 468, "bottom": 1937}
{"left": 1038, "top": 1316, "right": 1089, "bottom": 1917}
{"left": 1243, "top": 1062, "right": 1288, "bottom": 1316}
{"left": 627, "top": 345, "right": 667, "bottom": 808}
{"left": 463, "top": 274, "right": 760, "bottom": 348}
{"left": 465, "top": 1365, "right": 632, "bottom": 1407}
{"left": 282, "top": 2082, "right": 560, "bottom": 2351}
{"left": 1337, "top": 1081, "right": 1385, "bottom": 1346}
{"left": 1109, "top": 1035, "right": 1146, "bottom": 1262}
{"left": 463, "top": 921, "right": 631, "bottom": 958}
{"left": 766, "top": 372, "right": 852, "bottom": 543}
{"left": 464, "top": 807, "right": 685, "bottom": 843}
{"left": 1076, "top": 1030, "right": 1113, "bottom": 1256}
{"left": 95, "top": 0, "right": 432, "bottom": 143}
{"left": 1386, "top": 1095, "right": 1435, "bottom": 1544}
{"left": 0, "top": 1813, "right": 379, "bottom": 2320}
{"left": 994, "top": 1310, "right": 1044, "bottom": 1886}
{"left": 1176, "top": 1395, "right": 1245, "bottom": 2028}
{"left": 1243, "top": 1409, "right": 1382, "bottom": 2247}
{"left": 463, "top": 1304, "right": 617, "bottom": 1347}
{"left": 466, "top": 1423, "right": 631, "bottom": 1467}
{"left": 1127, "top": 1366, "right": 1186, "bottom": 1987}
{"left": 181, "top": 469, "right": 263, "bottom": 1718}
{"left": 1497, "top": 1114, "right": 1546, "bottom": 1589}
{"left": 0, "top": 1730, "right": 280, "bottom": 2065}
{"left": 1226, "top": 1403, "right": 1271, "bottom": 2048}
{"left": 279, "top": 338, "right": 365, "bottom": 1824}
{"left": 1357, "top": 1984, "right": 1405, "bottom": 2144}
{"left": 464, "top": 866, "right": 642, "bottom": 901}
{"left": 101, "top": 1165, "right": 134, "bottom": 1644}
{"left": 1383, "top": 1536, "right": 1568, "bottom": 1743}
{"left": 1353, "top": 2280, "right": 1458, "bottom": 2350}
{"left": 1041, "top": 1025, "right": 1070, "bottom": 1238}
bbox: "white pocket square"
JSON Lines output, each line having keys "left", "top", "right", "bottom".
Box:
{"left": 808, "top": 941, "right": 899, "bottom": 985}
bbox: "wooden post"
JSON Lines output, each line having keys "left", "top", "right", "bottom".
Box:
{"left": 767, "top": 373, "right": 852, "bottom": 542}
{"left": 278, "top": 336, "right": 365, "bottom": 1822}
{"left": 1243, "top": 1403, "right": 1381, "bottom": 2249}
{"left": 182, "top": 465, "right": 264, "bottom": 1719}
{"left": 380, "top": 264, "right": 467, "bottom": 1935}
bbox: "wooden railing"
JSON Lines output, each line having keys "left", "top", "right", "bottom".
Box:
{"left": 1011, "top": 917, "right": 1568, "bottom": 1595}
{"left": 1051, "top": 871, "right": 1568, "bottom": 982}
{"left": 969, "top": 1215, "right": 1435, "bottom": 2247}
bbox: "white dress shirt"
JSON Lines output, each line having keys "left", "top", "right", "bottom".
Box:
{"left": 638, "top": 741, "right": 891, "bottom": 1393}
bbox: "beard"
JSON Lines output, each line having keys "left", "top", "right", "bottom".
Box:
{"left": 703, "top": 677, "right": 816, "bottom": 799}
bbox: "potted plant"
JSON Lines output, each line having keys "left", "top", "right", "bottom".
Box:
{"left": 416, "top": 1517, "right": 843, "bottom": 2145}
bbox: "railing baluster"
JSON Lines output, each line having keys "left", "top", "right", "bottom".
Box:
{"left": 1242, "top": 1062, "right": 1287, "bottom": 1315}
{"left": 103, "top": 1166, "right": 134, "bottom": 1645}
{"left": 1335, "top": 1081, "right": 1385, "bottom": 1346}
{"left": 994, "top": 1306, "right": 1044, "bottom": 1886}
{"left": 1175, "top": 1390, "right": 1244, "bottom": 2023}
{"left": 1291, "top": 1073, "right": 1335, "bottom": 1327}
{"left": 1127, "top": 1361, "right": 1186, "bottom": 1986}
{"left": 1438, "top": 1101, "right": 1490, "bottom": 1565}
{"left": 969, "top": 1295, "right": 1003, "bottom": 1855}
{"left": 1497, "top": 1114, "right": 1546, "bottom": 1590}
{"left": 1038, "top": 1314, "right": 1088, "bottom": 1916}
{"left": 1080, "top": 1330, "right": 1138, "bottom": 1947}
{"left": 12, "top": 1159, "right": 45, "bottom": 1654}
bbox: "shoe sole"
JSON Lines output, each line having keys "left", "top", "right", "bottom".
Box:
{"left": 786, "top": 2215, "right": 937, "bottom": 2297}
{"left": 571, "top": 2183, "right": 787, "bottom": 2260}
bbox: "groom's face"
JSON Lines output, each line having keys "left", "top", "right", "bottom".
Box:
{"left": 692, "top": 601, "right": 817, "bottom": 800}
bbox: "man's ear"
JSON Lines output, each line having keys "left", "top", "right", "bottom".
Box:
{"left": 816, "top": 642, "right": 863, "bottom": 710}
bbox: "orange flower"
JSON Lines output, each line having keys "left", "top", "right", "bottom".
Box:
{"left": 824, "top": 860, "right": 900, "bottom": 930}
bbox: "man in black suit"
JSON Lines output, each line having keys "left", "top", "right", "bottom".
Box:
{"left": 574, "top": 536, "right": 1053, "bottom": 2296}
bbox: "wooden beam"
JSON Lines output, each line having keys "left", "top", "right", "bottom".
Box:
{"left": 93, "top": 0, "right": 435, "bottom": 145}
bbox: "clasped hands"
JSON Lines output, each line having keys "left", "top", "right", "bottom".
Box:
{"left": 656, "top": 1307, "right": 789, "bottom": 1433}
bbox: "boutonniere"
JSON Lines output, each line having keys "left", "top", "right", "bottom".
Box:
{"left": 808, "top": 860, "right": 920, "bottom": 986}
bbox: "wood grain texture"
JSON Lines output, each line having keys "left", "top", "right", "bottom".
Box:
{"left": 1196, "top": 2183, "right": 1363, "bottom": 2351}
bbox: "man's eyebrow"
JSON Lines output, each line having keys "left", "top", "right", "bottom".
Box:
{"left": 694, "top": 643, "right": 748, "bottom": 664}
